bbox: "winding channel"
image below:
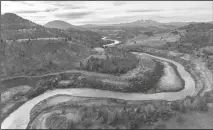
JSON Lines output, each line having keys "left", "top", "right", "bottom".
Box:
{"left": 102, "top": 36, "right": 120, "bottom": 47}
{"left": 1, "top": 37, "right": 196, "bottom": 129}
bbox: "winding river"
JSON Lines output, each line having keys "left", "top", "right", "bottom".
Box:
{"left": 102, "top": 36, "right": 120, "bottom": 47}
{"left": 1, "top": 37, "right": 196, "bottom": 129}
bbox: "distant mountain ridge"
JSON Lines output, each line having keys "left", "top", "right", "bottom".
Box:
{"left": 81, "top": 19, "right": 193, "bottom": 29}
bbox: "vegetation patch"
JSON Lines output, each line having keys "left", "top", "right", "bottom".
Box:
{"left": 28, "top": 96, "right": 175, "bottom": 129}
{"left": 127, "top": 60, "right": 164, "bottom": 93}
{"left": 80, "top": 48, "right": 139, "bottom": 75}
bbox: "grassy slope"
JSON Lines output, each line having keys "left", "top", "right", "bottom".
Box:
{"left": 81, "top": 47, "right": 139, "bottom": 75}
{"left": 0, "top": 39, "right": 91, "bottom": 78}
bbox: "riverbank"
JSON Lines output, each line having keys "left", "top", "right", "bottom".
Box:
{"left": 0, "top": 55, "right": 185, "bottom": 127}
{"left": 27, "top": 94, "right": 174, "bottom": 129}
{"left": 21, "top": 94, "right": 213, "bottom": 129}
{"left": 1, "top": 51, "right": 191, "bottom": 95}
{"left": 1, "top": 51, "right": 196, "bottom": 129}
{"left": 1, "top": 37, "right": 197, "bottom": 129}
{"left": 102, "top": 37, "right": 120, "bottom": 47}
{"left": 125, "top": 46, "right": 212, "bottom": 96}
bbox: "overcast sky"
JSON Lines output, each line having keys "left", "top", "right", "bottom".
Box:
{"left": 1, "top": 1, "right": 213, "bottom": 25}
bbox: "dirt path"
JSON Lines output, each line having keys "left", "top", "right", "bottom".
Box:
{"left": 191, "top": 58, "right": 213, "bottom": 96}
{"left": 5, "top": 37, "right": 66, "bottom": 43}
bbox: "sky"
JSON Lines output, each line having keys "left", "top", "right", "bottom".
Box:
{"left": 1, "top": 1, "right": 213, "bottom": 25}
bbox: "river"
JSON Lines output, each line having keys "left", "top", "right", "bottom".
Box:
{"left": 102, "top": 37, "right": 120, "bottom": 47}
{"left": 1, "top": 37, "right": 196, "bottom": 129}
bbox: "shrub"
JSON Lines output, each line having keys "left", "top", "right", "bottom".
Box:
{"left": 108, "top": 111, "right": 119, "bottom": 125}
{"left": 176, "top": 115, "right": 185, "bottom": 124}
{"left": 128, "top": 119, "right": 139, "bottom": 129}
{"left": 179, "top": 103, "right": 187, "bottom": 113}
{"left": 82, "top": 48, "right": 139, "bottom": 75}
{"left": 153, "top": 122, "right": 167, "bottom": 129}
{"left": 128, "top": 61, "right": 164, "bottom": 93}
{"left": 82, "top": 119, "right": 93, "bottom": 128}
{"left": 192, "top": 97, "right": 208, "bottom": 111}
{"left": 144, "top": 31, "right": 154, "bottom": 37}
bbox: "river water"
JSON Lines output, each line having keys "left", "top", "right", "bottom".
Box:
{"left": 1, "top": 37, "right": 196, "bottom": 129}
{"left": 102, "top": 37, "right": 120, "bottom": 47}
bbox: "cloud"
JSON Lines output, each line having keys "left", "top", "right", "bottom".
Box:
{"left": 15, "top": 10, "right": 41, "bottom": 14}
{"left": 54, "top": 12, "right": 93, "bottom": 19}
{"left": 20, "top": 1, "right": 34, "bottom": 6}
{"left": 9, "top": 1, "right": 34, "bottom": 6}
{"left": 77, "top": 15, "right": 139, "bottom": 25}
{"left": 63, "top": 4, "right": 86, "bottom": 9}
{"left": 33, "top": 15, "right": 47, "bottom": 18}
{"left": 63, "top": 6, "right": 84, "bottom": 9}
{"left": 51, "top": 2, "right": 65, "bottom": 7}
{"left": 2, "top": 1, "right": 213, "bottom": 25}
{"left": 112, "top": 1, "right": 126, "bottom": 6}
{"left": 128, "top": 9, "right": 164, "bottom": 13}
{"left": 15, "top": 8, "right": 58, "bottom": 14}
{"left": 47, "top": 1, "right": 86, "bottom": 9}
{"left": 44, "top": 8, "right": 59, "bottom": 12}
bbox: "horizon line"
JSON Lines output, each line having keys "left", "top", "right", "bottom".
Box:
{"left": 2, "top": 12, "right": 213, "bottom": 26}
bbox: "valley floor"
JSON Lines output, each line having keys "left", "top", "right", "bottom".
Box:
{"left": 1, "top": 38, "right": 213, "bottom": 129}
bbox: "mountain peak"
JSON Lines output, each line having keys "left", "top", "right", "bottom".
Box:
{"left": 2, "top": 13, "right": 24, "bottom": 23}
{"left": 44, "top": 20, "right": 85, "bottom": 30}
{"left": 2, "top": 12, "right": 19, "bottom": 17}
{"left": 1, "top": 13, "right": 38, "bottom": 30}
{"left": 44, "top": 20, "right": 74, "bottom": 29}
{"left": 47, "top": 20, "right": 70, "bottom": 24}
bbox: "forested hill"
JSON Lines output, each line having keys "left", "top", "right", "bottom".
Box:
{"left": 1, "top": 13, "right": 105, "bottom": 48}
{"left": 0, "top": 13, "right": 110, "bottom": 78}
{"left": 179, "top": 23, "right": 213, "bottom": 47}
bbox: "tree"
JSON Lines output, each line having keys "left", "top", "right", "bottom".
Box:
{"left": 68, "top": 120, "right": 76, "bottom": 129}
{"left": 179, "top": 103, "right": 187, "bottom": 113}
{"left": 192, "top": 97, "right": 208, "bottom": 111}
{"left": 106, "top": 55, "right": 110, "bottom": 61}
{"left": 62, "top": 108, "right": 66, "bottom": 114}
{"left": 176, "top": 115, "right": 185, "bottom": 124}
{"left": 80, "top": 61, "right": 83, "bottom": 69}
{"left": 108, "top": 111, "right": 119, "bottom": 125}
{"left": 144, "top": 32, "right": 154, "bottom": 37}
{"left": 153, "top": 122, "right": 167, "bottom": 129}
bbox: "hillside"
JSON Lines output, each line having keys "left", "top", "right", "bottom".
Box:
{"left": 162, "top": 23, "right": 213, "bottom": 53}
{"left": 82, "top": 19, "right": 191, "bottom": 29}
{"left": 44, "top": 20, "right": 84, "bottom": 30}
{"left": 82, "top": 19, "right": 191, "bottom": 44}
{"left": 1, "top": 13, "right": 107, "bottom": 48}
{"left": 0, "top": 37, "right": 91, "bottom": 78}
{"left": 114, "top": 19, "right": 161, "bottom": 27}
{"left": 1, "top": 13, "right": 56, "bottom": 40}
{"left": 0, "top": 13, "right": 111, "bottom": 78}
{"left": 0, "top": 39, "right": 6, "bottom": 62}
{"left": 180, "top": 23, "right": 213, "bottom": 46}
{"left": 1, "top": 13, "right": 38, "bottom": 30}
